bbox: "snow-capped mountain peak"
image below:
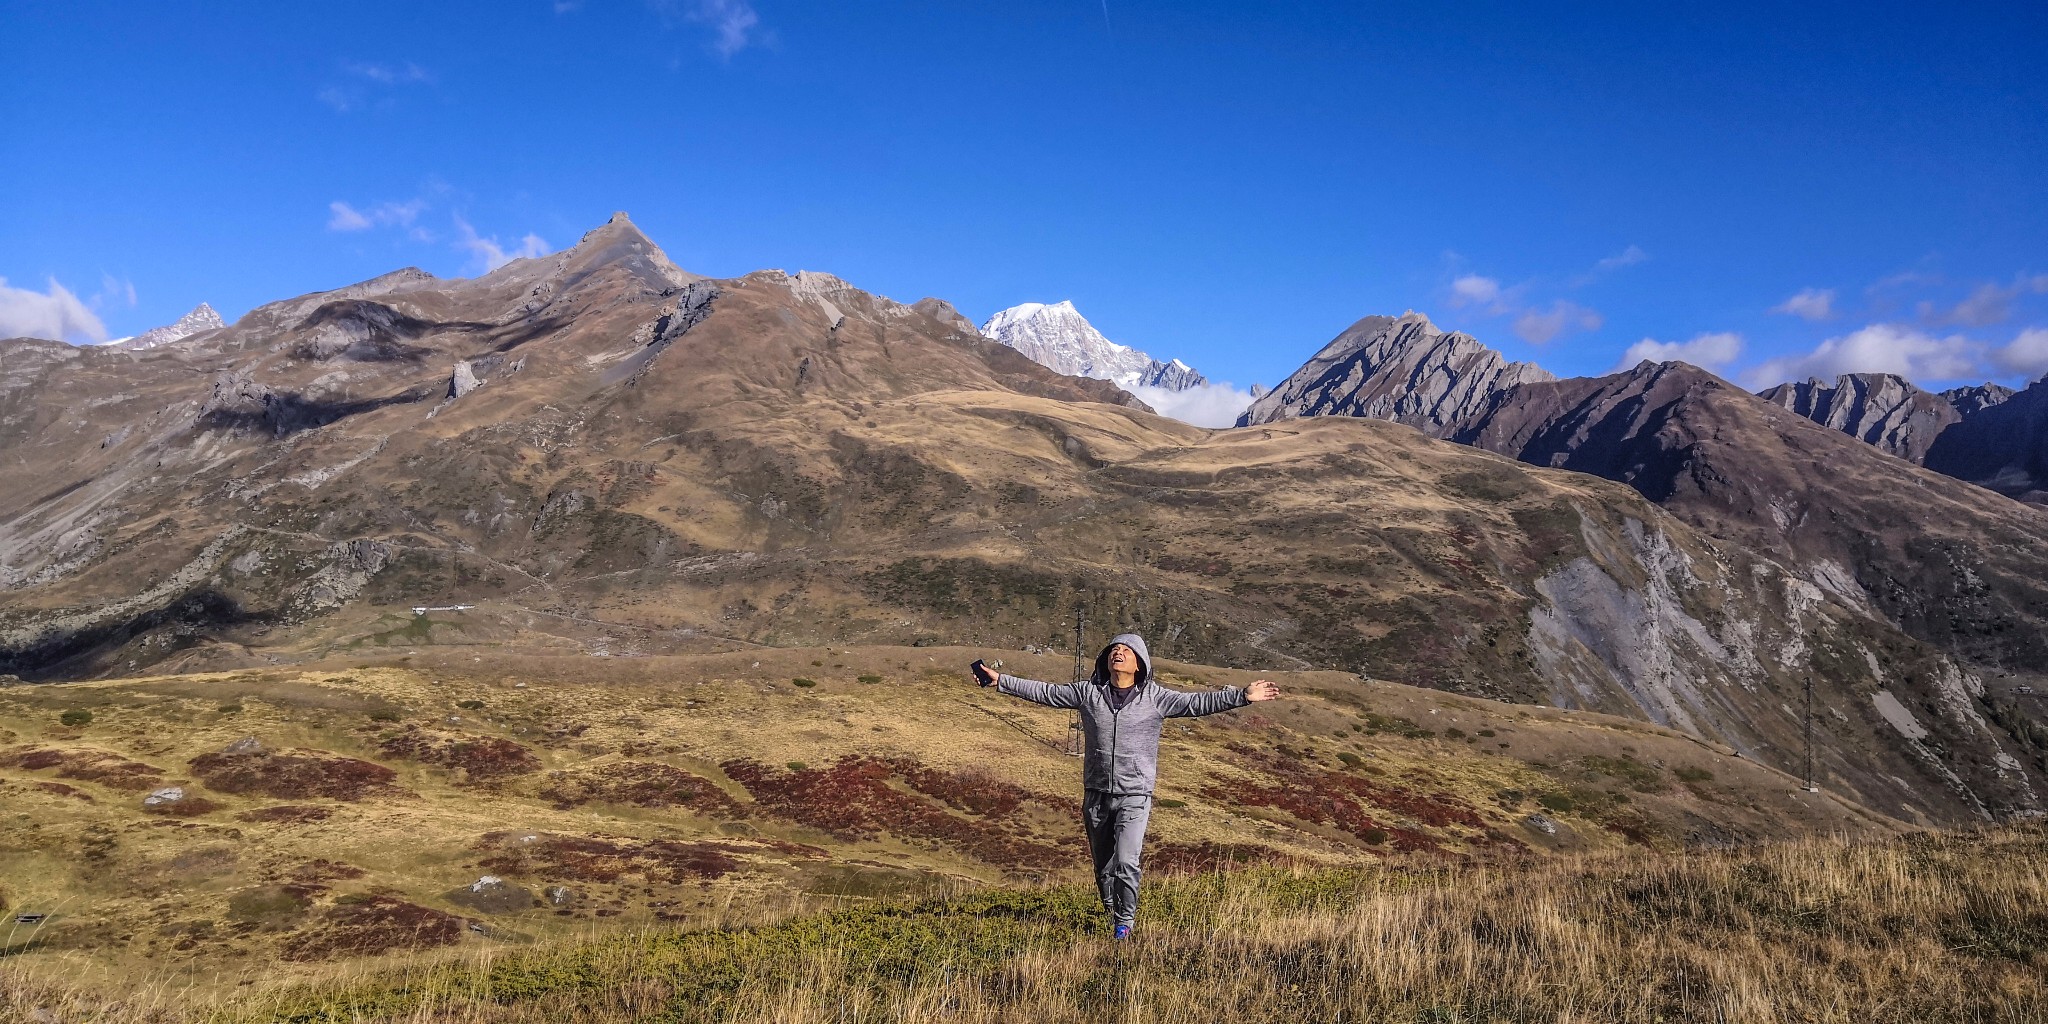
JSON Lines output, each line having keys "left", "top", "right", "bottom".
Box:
{"left": 978, "top": 300, "right": 1205, "bottom": 392}
{"left": 112, "top": 303, "right": 226, "bottom": 351}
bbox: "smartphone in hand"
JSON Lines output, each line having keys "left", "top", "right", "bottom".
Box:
{"left": 970, "top": 659, "right": 997, "bottom": 687}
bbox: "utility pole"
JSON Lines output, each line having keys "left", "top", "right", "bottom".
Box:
{"left": 1067, "top": 599, "right": 1087, "bottom": 757}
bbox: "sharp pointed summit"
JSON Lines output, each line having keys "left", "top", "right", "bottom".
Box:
{"left": 1237, "top": 311, "right": 1552, "bottom": 430}
{"left": 978, "top": 300, "right": 1206, "bottom": 391}
{"left": 110, "top": 302, "right": 227, "bottom": 351}
{"left": 530, "top": 210, "right": 701, "bottom": 293}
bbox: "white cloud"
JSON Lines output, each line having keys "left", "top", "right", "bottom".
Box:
{"left": 0, "top": 277, "right": 108, "bottom": 344}
{"left": 1928, "top": 275, "right": 2048, "bottom": 328}
{"left": 345, "top": 61, "right": 431, "bottom": 85}
{"left": 329, "top": 198, "right": 428, "bottom": 233}
{"left": 1770, "top": 287, "right": 1836, "bottom": 321}
{"left": 1449, "top": 261, "right": 1611, "bottom": 336}
{"left": 453, "top": 216, "right": 551, "bottom": 274}
{"left": 1565, "top": 245, "right": 1649, "bottom": 286}
{"left": 1992, "top": 327, "right": 2048, "bottom": 380}
{"left": 1616, "top": 332, "right": 1742, "bottom": 372}
{"left": 650, "top": 0, "right": 762, "bottom": 57}
{"left": 1740, "top": 323, "right": 1983, "bottom": 389}
{"left": 1513, "top": 300, "right": 1602, "bottom": 344}
{"left": 320, "top": 61, "right": 432, "bottom": 112}
{"left": 1939, "top": 282, "right": 2016, "bottom": 327}
{"left": 327, "top": 201, "right": 373, "bottom": 231}
{"left": 1128, "top": 381, "right": 1258, "bottom": 428}
{"left": 1448, "top": 274, "right": 1501, "bottom": 309}
{"left": 95, "top": 274, "right": 137, "bottom": 309}
{"left": 316, "top": 87, "right": 356, "bottom": 113}
{"left": 1593, "top": 245, "right": 1648, "bottom": 272}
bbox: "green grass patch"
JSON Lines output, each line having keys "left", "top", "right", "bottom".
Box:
{"left": 1580, "top": 755, "right": 1669, "bottom": 793}
{"left": 1357, "top": 712, "right": 1433, "bottom": 739}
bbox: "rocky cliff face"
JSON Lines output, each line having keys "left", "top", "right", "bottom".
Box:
{"left": 1926, "top": 377, "right": 2048, "bottom": 504}
{"left": 1236, "top": 312, "right": 1554, "bottom": 431}
{"left": 1941, "top": 383, "right": 2017, "bottom": 418}
{"left": 1754, "top": 374, "right": 2044, "bottom": 504}
{"left": 1756, "top": 373, "right": 1961, "bottom": 463}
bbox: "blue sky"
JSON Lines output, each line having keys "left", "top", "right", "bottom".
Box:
{"left": 4, "top": 1, "right": 2045, "bottom": 408}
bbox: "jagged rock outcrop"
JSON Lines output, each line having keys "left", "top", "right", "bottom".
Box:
{"left": 1236, "top": 312, "right": 1554, "bottom": 431}
{"left": 910, "top": 297, "right": 977, "bottom": 335}
{"left": 111, "top": 303, "right": 225, "bottom": 351}
{"left": 1941, "top": 382, "right": 2017, "bottom": 417}
{"left": 1753, "top": 374, "right": 2044, "bottom": 503}
{"left": 1926, "top": 377, "right": 2048, "bottom": 504}
{"left": 1756, "top": 373, "right": 1961, "bottom": 463}
{"left": 979, "top": 300, "right": 1208, "bottom": 392}
{"left": 1141, "top": 358, "right": 1204, "bottom": 390}
{"left": 449, "top": 361, "right": 483, "bottom": 398}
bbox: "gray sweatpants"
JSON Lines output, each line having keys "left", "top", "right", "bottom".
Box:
{"left": 1082, "top": 790, "right": 1152, "bottom": 928}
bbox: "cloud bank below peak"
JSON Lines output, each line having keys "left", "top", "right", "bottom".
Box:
{"left": 1128, "top": 381, "right": 1259, "bottom": 429}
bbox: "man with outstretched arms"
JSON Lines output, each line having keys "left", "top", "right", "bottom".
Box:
{"left": 972, "top": 631, "right": 1281, "bottom": 939}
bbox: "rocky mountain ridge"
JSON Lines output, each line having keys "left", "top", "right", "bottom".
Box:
{"left": 1756, "top": 372, "right": 1964, "bottom": 463}
{"left": 1, "top": 215, "right": 2043, "bottom": 826}
{"left": 980, "top": 300, "right": 1207, "bottom": 391}
{"left": 1241, "top": 316, "right": 2048, "bottom": 822}
{"left": 1236, "top": 312, "right": 1554, "bottom": 432}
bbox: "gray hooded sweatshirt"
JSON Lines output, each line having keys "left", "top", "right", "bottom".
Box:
{"left": 996, "top": 632, "right": 1249, "bottom": 794}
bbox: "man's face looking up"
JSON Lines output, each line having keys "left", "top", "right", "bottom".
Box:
{"left": 1108, "top": 644, "right": 1138, "bottom": 680}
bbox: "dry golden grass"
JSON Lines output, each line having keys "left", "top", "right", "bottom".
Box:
{"left": 4, "top": 823, "right": 2042, "bottom": 1023}
{"left": 0, "top": 646, "right": 1910, "bottom": 1011}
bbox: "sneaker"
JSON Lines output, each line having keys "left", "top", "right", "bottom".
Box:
{"left": 1113, "top": 924, "right": 1131, "bottom": 940}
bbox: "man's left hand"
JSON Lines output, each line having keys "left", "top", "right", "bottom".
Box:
{"left": 1246, "top": 679, "right": 1280, "bottom": 702}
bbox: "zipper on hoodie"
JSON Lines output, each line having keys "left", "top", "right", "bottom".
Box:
{"left": 1109, "top": 684, "right": 1120, "bottom": 792}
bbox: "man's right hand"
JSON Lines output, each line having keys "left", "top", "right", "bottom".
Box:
{"left": 971, "top": 660, "right": 998, "bottom": 687}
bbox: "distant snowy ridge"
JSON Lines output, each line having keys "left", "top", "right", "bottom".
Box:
{"left": 112, "top": 303, "right": 226, "bottom": 350}
{"left": 979, "top": 300, "right": 1207, "bottom": 391}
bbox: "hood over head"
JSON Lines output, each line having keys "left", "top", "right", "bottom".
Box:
{"left": 1092, "top": 632, "right": 1152, "bottom": 686}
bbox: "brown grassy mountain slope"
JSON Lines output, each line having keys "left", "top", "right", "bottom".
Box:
{"left": 0, "top": 216, "right": 2040, "bottom": 824}
{"left": 1454, "top": 361, "right": 2048, "bottom": 681}
{"left": 1245, "top": 322, "right": 2048, "bottom": 821}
